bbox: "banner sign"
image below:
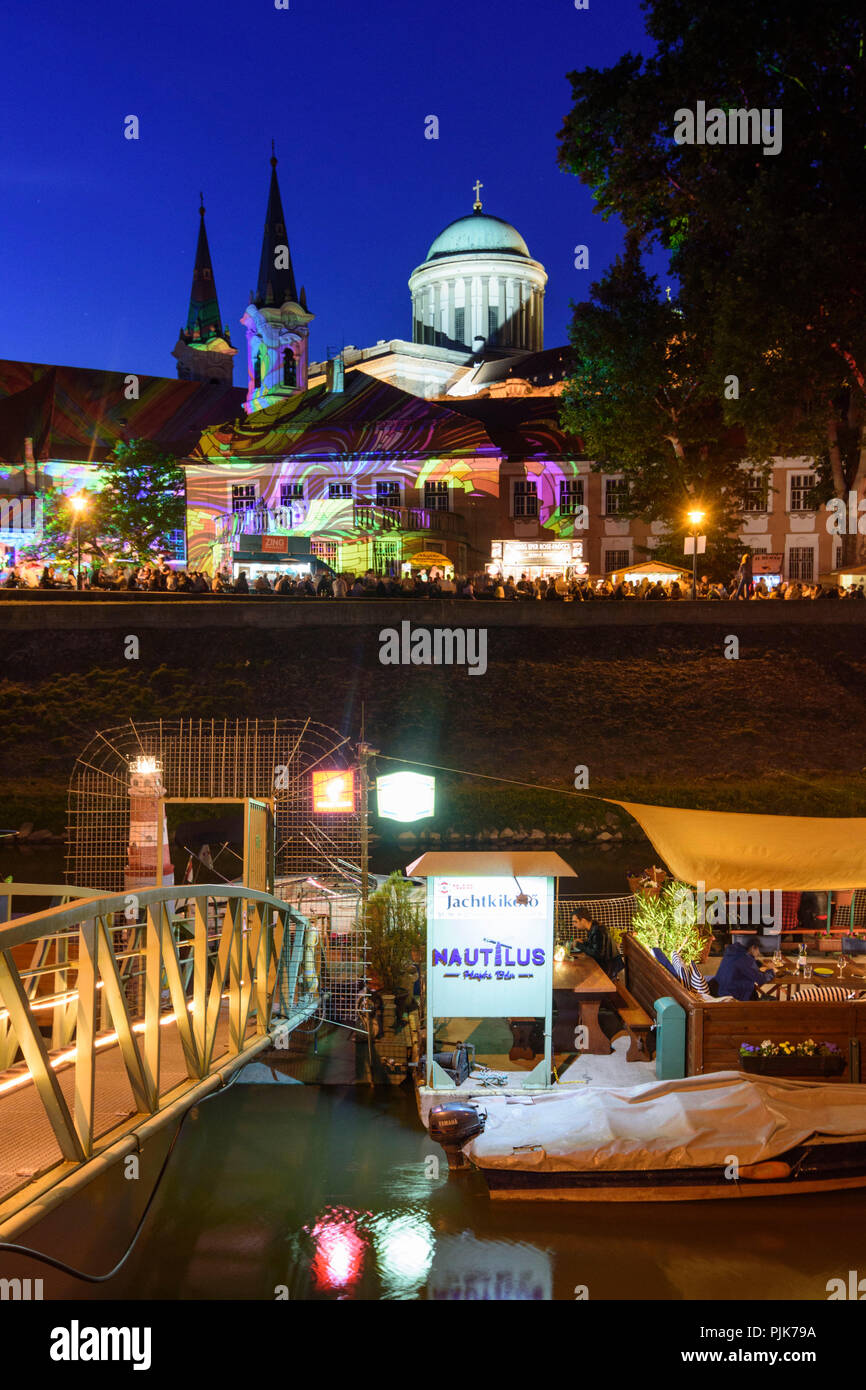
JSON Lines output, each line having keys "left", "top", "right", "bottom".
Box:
{"left": 261, "top": 535, "right": 289, "bottom": 553}
{"left": 427, "top": 875, "right": 553, "bottom": 1016}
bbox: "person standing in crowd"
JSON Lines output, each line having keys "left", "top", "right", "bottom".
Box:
{"left": 733, "top": 552, "right": 753, "bottom": 600}
{"left": 234, "top": 569, "right": 249, "bottom": 594}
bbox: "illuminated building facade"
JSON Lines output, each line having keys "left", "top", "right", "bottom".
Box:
{"left": 0, "top": 164, "right": 846, "bottom": 586}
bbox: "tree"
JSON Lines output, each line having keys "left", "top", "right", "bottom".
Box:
{"left": 97, "top": 441, "right": 186, "bottom": 563}
{"left": 561, "top": 237, "right": 754, "bottom": 577}
{"left": 361, "top": 872, "right": 425, "bottom": 995}
{"left": 557, "top": 1, "right": 866, "bottom": 560}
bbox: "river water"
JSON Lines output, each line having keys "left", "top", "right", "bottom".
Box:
{"left": 4, "top": 845, "right": 865, "bottom": 1301}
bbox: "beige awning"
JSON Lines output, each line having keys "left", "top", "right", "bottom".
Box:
{"left": 406, "top": 851, "right": 576, "bottom": 878}
{"left": 614, "top": 800, "right": 866, "bottom": 891}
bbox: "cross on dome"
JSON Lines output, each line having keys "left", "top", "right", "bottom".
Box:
{"left": 473, "top": 179, "right": 483, "bottom": 212}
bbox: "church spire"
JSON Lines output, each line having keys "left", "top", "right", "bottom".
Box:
{"left": 184, "top": 195, "right": 227, "bottom": 343}
{"left": 254, "top": 145, "right": 299, "bottom": 309}
{"left": 172, "top": 194, "right": 236, "bottom": 383}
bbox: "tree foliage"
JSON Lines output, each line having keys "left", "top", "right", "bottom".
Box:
{"left": 558, "top": 0, "right": 866, "bottom": 559}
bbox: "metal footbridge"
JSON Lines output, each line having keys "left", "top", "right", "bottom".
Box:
{"left": 0, "top": 882, "right": 319, "bottom": 1241}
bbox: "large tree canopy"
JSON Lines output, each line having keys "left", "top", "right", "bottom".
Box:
{"left": 558, "top": 1, "right": 866, "bottom": 558}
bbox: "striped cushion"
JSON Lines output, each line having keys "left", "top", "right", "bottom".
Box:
{"left": 670, "top": 950, "right": 691, "bottom": 987}
{"left": 793, "top": 984, "right": 860, "bottom": 1002}
{"left": 688, "top": 961, "right": 714, "bottom": 999}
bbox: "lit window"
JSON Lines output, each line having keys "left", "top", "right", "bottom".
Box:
{"left": 743, "top": 473, "right": 768, "bottom": 512}
{"left": 424, "top": 480, "right": 450, "bottom": 512}
{"left": 559, "top": 479, "right": 585, "bottom": 515}
{"left": 605, "top": 550, "right": 630, "bottom": 573}
{"left": 513, "top": 480, "right": 539, "bottom": 518}
{"left": 788, "top": 546, "right": 814, "bottom": 581}
{"left": 789, "top": 473, "right": 816, "bottom": 512}
{"left": 231, "top": 484, "right": 257, "bottom": 512}
{"left": 327, "top": 482, "right": 353, "bottom": 500}
{"left": 375, "top": 480, "right": 401, "bottom": 507}
{"left": 604, "top": 477, "right": 629, "bottom": 516}
{"left": 279, "top": 482, "right": 304, "bottom": 505}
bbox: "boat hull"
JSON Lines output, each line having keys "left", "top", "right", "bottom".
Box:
{"left": 478, "top": 1140, "right": 866, "bottom": 1202}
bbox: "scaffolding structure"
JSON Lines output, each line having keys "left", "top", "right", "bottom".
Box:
{"left": 67, "top": 717, "right": 362, "bottom": 890}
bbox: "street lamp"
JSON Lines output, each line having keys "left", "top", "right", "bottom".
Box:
{"left": 70, "top": 493, "right": 87, "bottom": 591}
{"left": 687, "top": 509, "right": 705, "bottom": 600}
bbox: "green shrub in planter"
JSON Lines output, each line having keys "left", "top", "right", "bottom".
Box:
{"left": 361, "top": 871, "right": 425, "bottom": 996}
{"left": 632, "top": 880, "right": 710, "bottom": 966}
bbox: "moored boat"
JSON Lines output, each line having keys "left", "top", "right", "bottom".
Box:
{"left": 430, "top": 1070, "right": 866, "bottom": 1201}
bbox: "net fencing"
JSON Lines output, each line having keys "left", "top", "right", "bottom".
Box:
{"left": 556, "top": 894, "right": 639, "bottom": 950}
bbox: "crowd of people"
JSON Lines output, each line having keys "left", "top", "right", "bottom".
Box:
{"left": 2, "top": 559, "right": 865, "bottom": 601}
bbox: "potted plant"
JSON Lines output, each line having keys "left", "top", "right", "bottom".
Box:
{"left": 360, "top": 872, "right": 425, "bottom": 1083}
{"left": 739, "top": 1039, "right": 845, "bottom": 1077}
{"left": 631, "top": 880, "right": 712, "bottom": 968}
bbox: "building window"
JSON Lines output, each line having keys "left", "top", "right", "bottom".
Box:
{"left": 835, "top": 543, "right": 843, "bottom": 569}
{"left": 327, "top": 482, "right": 353, "bottom": 500}
{"left": 231, "top": 484, "right": 257, "bottom": 513}
{"left": 789, "top": 473, "right": 817, "bottom": 512}
{"left": 311, "top": 538, "right": 338, "bottom": 567}
{"left": 424, "top": 480, "right": 450, "bottom": 512}
{"left": 372, "top": 539, "right": 401, "bottom": 575}
{"left": 487, "top": 307, "right": 499, "bottom": 341}
{"left": 164, "top": 528, "right": 187, "bottom": 562}
{"left": 282, "top": 350, "right": 296, "bottom": 388}
{"left": 605, "top": 549, "right": 630, "bottom": 573}
{"left": 788, "top": 546, "right": 814, "bottom": 581}
{"left": 743, "top": 473, "right": 768, "bottom": 512}
{"left": 375, "top": 480, "right": 401, "bottom": 507}
{"left": 604, "top": 477, "right": 629, "bottom": 516}
{"left": 279, "top": 482, "right": 304, "bottom": 506}
{"left": 454, "top": 308, "right": 465, "bottom": 344}
{"left": 253, "top": 351, "right": 262, "bottom": 389}
{"left": 513, "top": 480, "right": 539, "bottom": 518}
{"left": 559, "top": 478, "right": 585, "bottom": 515}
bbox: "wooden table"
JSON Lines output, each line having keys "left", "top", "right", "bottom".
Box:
{"left": 760, "top": 958, "right": 866, "bottom": 1000}
{"left": 553, "top": 955, "right": 619, "bottom": 1054}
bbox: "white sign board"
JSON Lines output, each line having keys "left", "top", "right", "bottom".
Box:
{"left": 428, "top": 876, "right": 553, "bottom": 1017}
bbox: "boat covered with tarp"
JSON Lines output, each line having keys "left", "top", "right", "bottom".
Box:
{"left": 454, "top": 1071, "right": 866, "bottom": 1200}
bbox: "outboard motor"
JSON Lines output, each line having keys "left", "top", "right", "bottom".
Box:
{"left": 429, "top": 1102, "right": 486, "bottom": 1172}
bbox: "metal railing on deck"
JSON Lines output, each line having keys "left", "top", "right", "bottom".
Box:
{"left": 0, "top": 883, "right": 316, "bottom": 1212}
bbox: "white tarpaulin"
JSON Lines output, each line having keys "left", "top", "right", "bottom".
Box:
{"left": 464, "top": 1071, "right": 866, "bottom": 1172}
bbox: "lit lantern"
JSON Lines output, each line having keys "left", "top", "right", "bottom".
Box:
{"left": 312, "top": 769, "right": 355, "bottom": 813}
{"left": 376, "top": 771, "right": 435, "bottom": 823}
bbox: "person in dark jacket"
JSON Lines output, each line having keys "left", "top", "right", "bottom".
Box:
{"left": 713, "top": 937, "right": 775, "bottom": 1001}
{"left": 733, "top": 552, "right": 754, "bottom": 600}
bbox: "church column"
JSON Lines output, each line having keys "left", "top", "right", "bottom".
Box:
{"left": 481, "top": 276, "right": 490, "bottom": 344}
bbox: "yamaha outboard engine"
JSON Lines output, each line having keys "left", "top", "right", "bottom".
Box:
{"left": 429, "top": 1102, "right": 486, "bottom": 1171}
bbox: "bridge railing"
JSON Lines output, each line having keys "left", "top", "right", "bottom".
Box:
{"left": 0, "top": 883, "right": 316, "bottom": 1174}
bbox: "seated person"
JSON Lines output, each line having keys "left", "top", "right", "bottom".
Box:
{"left": 714, "top": 934, "right": 775, "bottom": 1001}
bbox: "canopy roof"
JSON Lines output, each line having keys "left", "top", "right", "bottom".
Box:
{"left": 615, "top": 800, "right": 866, "bottom": 891}
{"left": 406, "top": 851, "right": 575, "bottom": 878}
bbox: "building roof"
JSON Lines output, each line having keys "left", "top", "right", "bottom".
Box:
{"left": 446, "top": 396, "right": 583, "bottom": 458}
{"left": 0, "top": 360, "right": 247, "bottom": 464}
{"left": 406, "top": 850, "right": 576, "bottom": 877}
{"left": 193, "top": 369, "right": 499, "bottom": 462}
{"left": 426, "top": 211, "right": 531, "bottom": 262}
{"left": 254, "top": 152, "right": 299, "bottom": 309}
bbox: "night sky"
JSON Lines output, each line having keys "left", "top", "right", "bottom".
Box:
{"left": 0, "top": 0, "right": 659, "bottom": 380}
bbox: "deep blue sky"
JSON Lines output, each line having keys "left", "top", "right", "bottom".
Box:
{"left": 0, "top": 0, "right": 660, "bottom": 379}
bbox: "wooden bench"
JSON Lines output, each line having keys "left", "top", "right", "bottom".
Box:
{"left": 615, "top": 982, "right": 655, "bottom": 1062}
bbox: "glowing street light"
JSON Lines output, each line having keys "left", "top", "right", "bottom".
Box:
{"left": 686, "top": 507, "right": 707, "bottom": 599}
{"left": 69, "top": 492, "right": 88, "bottom": 591}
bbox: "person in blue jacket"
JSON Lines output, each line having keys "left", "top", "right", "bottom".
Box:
{"left": 714, "top": 936, "right": 775, "bottom": 1001}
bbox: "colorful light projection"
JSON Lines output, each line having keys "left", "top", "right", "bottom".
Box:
{"left": 312, "top": 768, "right": 355, "bottom": 813}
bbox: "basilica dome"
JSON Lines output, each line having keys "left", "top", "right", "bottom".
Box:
{"left": 409, "top": 195, "right": 547, "bottom": 356}
{"left": 426, "top": 212, "right": 532, "bottom": 262}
